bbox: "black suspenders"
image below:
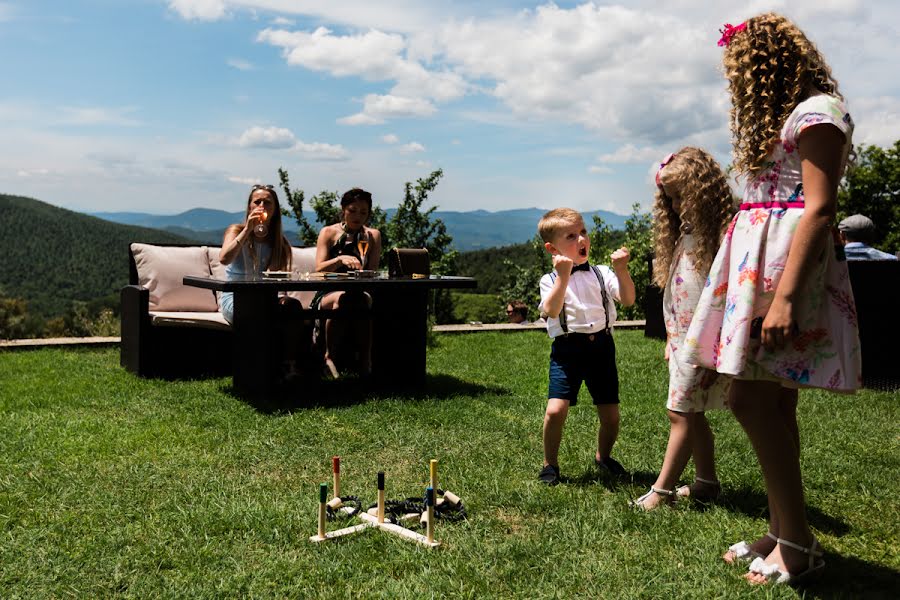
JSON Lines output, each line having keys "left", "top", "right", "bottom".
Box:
{"left": 549, "top": 266, "right": 611, "bottom": 336}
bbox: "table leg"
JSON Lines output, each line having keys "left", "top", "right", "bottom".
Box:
{"left": 372, "top": 288, "right": 428, "bottom": 386}
{"left": 231, "top": 288, "right": 279, "bottom": 398}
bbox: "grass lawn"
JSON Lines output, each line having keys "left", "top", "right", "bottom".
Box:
{"left": 1, "top": 330, "right": 897, "bottom": 598}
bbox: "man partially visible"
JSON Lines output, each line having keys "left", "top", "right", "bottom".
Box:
{"left": 506, "top": 300, "right": 530, "bottom": 325}
{"left": 838, "top": 214, "right": 898, "bottom": 261}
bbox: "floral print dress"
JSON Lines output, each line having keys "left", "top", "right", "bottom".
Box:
{"left": 682, "top": 94, "right": 861, "bottom": 392}
{"left": 664, "top": 234, "right": 730, "bottom": 412}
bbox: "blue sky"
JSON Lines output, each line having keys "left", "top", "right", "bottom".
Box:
{"left": 1, "top": 0, "right": 898, "bottom": 216}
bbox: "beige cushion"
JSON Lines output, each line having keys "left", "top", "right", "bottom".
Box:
{"left": 149, "top": 311, "right": 232, "bottom": 331}
{"left": 207, "top": 246, "right": 227, "bottom": 280}
{"left": 286, "top": 247, "right": 319, "bottom": 307}
{"left": 206, "top": 247, "right": 228, "bottom": 309}
{"left": 130, "top": 243, "right": 217, "bottom": 312}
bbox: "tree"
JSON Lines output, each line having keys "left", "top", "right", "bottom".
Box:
{"left": 0, "top": 296, "right": 29, "bottom": 340}
{"left": 381, "top": 169, "right": 457, "bottom": 323}
{"left": 589, "top": 204, "right": 652, "bottom": 320}
{"left": 498, "top": 235, "right": 551, "bottom": 320}
{"left": 838, "top": 141, "right": 900, "bottom": 253}
{"left": 278, "top": 168, "right": 319, "bottom": 246}
{"left": 383, "top": 169, "right": 457, "bottom": 277}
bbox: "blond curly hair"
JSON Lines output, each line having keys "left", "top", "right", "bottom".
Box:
{"left": 652, "top": 147, "right": 736, "bottom": 288}
{"left": 723, "top": 12, "right": 841, "bottom": 177}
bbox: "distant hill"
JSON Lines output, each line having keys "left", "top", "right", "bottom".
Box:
{"left": 1, "top": 194, "right": 632, "bottom": 318}
{"left": 93, "top": 207, "right": 629, "bottom": 251}
{"left": 0, "top": 194, "right": 192, "bottom": 317}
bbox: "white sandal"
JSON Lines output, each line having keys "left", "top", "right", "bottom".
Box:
{"left": 724, "top": 531, "right": 777, "bottom": 563}
{"left": 747, "top": 535, "right": 825, "bottom": 585}
{"left": 630, "top": 486, "right": 675, "bottom": 510}
{"left": 675, "top": 476, "right": 721, "bottom": 502}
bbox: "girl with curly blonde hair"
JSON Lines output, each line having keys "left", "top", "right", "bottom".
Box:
{"left": 683, "top": 13, "right": 861, "bottom": 585}
{"left": 633, "top": 148, "right": 735, "bottom": 511}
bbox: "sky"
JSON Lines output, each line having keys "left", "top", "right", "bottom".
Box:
{"left": 0, "top": 0, "right": 898, "bottom": 217}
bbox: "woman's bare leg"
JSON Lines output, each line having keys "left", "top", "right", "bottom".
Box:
{"left": 729, "top": 379, "right": 812, "bottom": 581}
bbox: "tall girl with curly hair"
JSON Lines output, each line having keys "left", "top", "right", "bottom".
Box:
{"left": 683, "top": 13, "right": 861, "bottom": 584}
{"left": 632, "top": 148, "right": 734, "bottom": 510}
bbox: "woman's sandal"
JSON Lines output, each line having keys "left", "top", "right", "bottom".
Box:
{"left": 323, "top": 356, "right": 340, "bottom": 380}
{"left": 675, "top": 476, "right": 721, "bottom": 502}
{"left": 723, "top": 532, "right": 777, "bottom": 564}
{"left": 747, "top": 535, "right": 825, "bottom": 585}
{"left": 630, "top": 486, "right": 675, "bottom": 510}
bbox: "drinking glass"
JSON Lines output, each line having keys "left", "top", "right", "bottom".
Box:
{"left": 254, "top": 210, "right": 269, "bottom": 236}
{"left": 356, "top": 230, "right": 370, "bottom": 269}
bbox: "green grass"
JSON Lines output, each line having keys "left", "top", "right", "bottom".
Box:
{"left": 1, "top": 331, "right": 897, "bottom": 598}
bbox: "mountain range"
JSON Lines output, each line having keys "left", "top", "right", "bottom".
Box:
{"left": 92, "top": 207, "right": 630, "bottom": 251}
{"left": 1, "top": 194, "right": 630, "bottom": 319}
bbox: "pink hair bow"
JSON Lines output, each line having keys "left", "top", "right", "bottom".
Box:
{"left": 655, "top": 153, "right": 676, "bottom": 187}
{"left": 717, "top": 22, "right": 746, "bottom": 47}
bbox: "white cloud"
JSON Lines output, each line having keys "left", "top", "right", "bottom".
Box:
{"left": 237, "top": 125, "right": 296, "bottom": 148}
{"left": 254, "top": 4, "right": 724, "bottom": 142}
{"left": 169, "top": 0, "right": 439, "bottom": 32}
{"left": 59, "top": 106, "right": 141, "bottom": 126}
{"left": 400, "top": 141, "right": 425, "bottom": 153}
{"left": 382, "top": 134, "right": 399, "bottom": 144}
{"left": 588, "top": 165, "right": 614, "bottom": 174}
{"left": 257, "top": 26, "right": 467, "bottom": 104}
{"left": 292, "top": 141, "right": 349, "bottom": 161}
{"left": 337, "top": 113, "right": 381, "bottom": 126}
{"left": 433, "top": 4, "right": 726, "bottom": 142}
{"left": 235, "top": 125, "right": 348, "bottom": 159}
{"left": 227, "top": 175, "right": 260, "bottom": 185}
{"left": 258, "top": 27, "right": 406, "bottom": 79}
{"left": 270, "top": 16, "right": 294, "bottom": 26}
{"left": 226, "top": 58, "right": 254, "bottom": 70}
{"left": 339, "top": 93, "right": 436, "bottom": 125}
{"left": 17, "top": 168, "right": 50, "bottom": 177}
{"left": 168, "top": 0, "right": 227, "bottom": 21}
{"left": 852, "top": 96, "right": 900, "bottom": 147}
{"left": 595, "top": 144, "right": 663, "bottom": 164}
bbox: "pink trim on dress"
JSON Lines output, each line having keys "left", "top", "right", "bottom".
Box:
{"left": 739, "top": 201, "right": 805, "bottom": 211}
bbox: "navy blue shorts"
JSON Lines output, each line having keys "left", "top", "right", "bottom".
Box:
{"left": 548, "top": 331, "right": 619, "bottom": 406}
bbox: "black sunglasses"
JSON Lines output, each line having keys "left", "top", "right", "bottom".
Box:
{"left": 252, "top": 184, "right": 275, "bottom": 191}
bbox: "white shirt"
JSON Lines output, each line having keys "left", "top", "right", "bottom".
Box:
{"left": 539, "top": 265, "right": 621, "bottom": 338}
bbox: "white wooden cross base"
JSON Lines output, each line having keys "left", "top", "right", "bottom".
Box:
{"left": 309, "top": 521, "right": 373, "bottom": 542}
{"left": 309, "top": 505, "right": 440, "bottom": 548}
{"left": 357, "top": 510, "right": 441, "bottom": 548}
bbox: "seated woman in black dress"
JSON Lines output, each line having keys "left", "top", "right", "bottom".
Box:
{"left": 314, "top": 188, "right": 382, "bottom": 378}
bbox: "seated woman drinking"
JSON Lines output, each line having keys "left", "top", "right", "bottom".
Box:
{"left": 219, "top": 184, "right": 305, "bottom": 379}
{"left": 314, "top": 187, "right": 382, "bottom": 378}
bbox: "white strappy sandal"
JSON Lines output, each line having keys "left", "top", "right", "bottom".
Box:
{"left": 724, "top": 531, "right": 777, "bottom": 563}
{"left": 675, "top": 476, "right": 721, "bottom": 502}
{"left": 747, "top": 535, "right": 825, "bottom": 585}
{"left": 630, "top": 486, "right": 676, "bottom": 510}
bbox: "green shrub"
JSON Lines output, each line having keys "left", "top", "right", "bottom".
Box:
{"left": 449, "top": 292, "right": 502, "bottom": 324}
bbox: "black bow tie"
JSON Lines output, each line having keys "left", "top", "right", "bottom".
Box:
{"left": 571, "top": 261, "right": 591, "bottom": 273}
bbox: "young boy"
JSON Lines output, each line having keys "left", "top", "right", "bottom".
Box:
{"left": 537, "top": 208, "right": 636, "bottom": 485}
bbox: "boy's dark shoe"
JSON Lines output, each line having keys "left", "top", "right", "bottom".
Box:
{"left": 595, "top": 456, "right": 628, "bottom": 478}
{"left": 538, "top": 464, "right": 561, "bottom": 486}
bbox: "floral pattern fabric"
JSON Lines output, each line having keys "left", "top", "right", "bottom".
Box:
{"left": 663, "top": 235, "right": 730, "bottom": 412}
{"left": 682, "top": 95, "right": 861, "bottom": 392}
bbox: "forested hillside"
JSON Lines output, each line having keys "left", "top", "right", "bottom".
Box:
{"left": 0, "top": 194, "right": 191, "bottom": 318}
{"left": 456, "top": 242, "right": 538, "bottom": 294}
